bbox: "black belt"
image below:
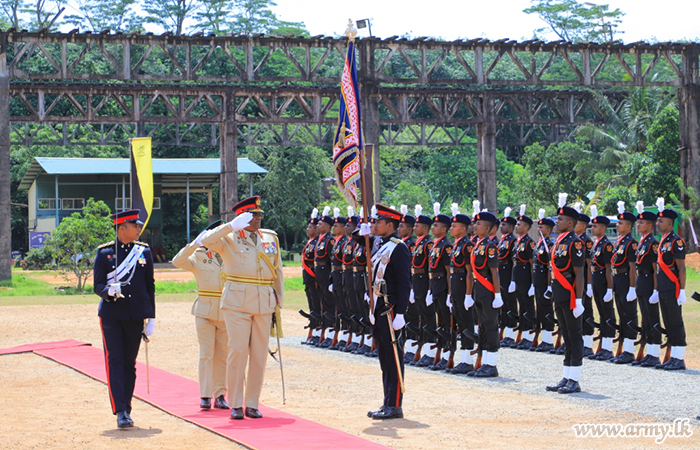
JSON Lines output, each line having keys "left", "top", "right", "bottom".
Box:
{"left": 533, "top": 265, "right": 548, "bottom": 271}
{"left": 450, "top": 267, "right": 466, "bottom": 274}
{"left": 612, "top": 268, "right": 628, "bottom": 276}
{"left": 331, "top": 266, "right": 342, "bottom": 271}
{"left": 412, "top": 268, "right": 427, "bottom": 274}
{"left": 314, "top": 261, "right": 328, "bottom": 267}
{"left": 636, "top": 269, "right": 653, "bottom": 276}
{"left": 514, "top": 263, "right": 530, "bottom": 269}
{"left": 429, "top": 272, "right": 446, "bottom": 279}
{"left": 352, "top": 267, "right": 367, "bottom": 272}
{"left": 592, "top": 268, "right": 606, "bottom": 274}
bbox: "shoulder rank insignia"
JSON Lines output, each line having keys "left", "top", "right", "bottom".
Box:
{"left": 98, "top": 241, "right": 115, "bottom": 249}
{"left": 134, "top": 240, "right": 149, "bottom": 247}
{"left": 631, "top": 242, "right": 638, "bottom": 251}
{"left": 575, "top": 242, "right": 583, "bottom": 250}
{"left": 390, "top": 237, "right": 402, "bottom": 245}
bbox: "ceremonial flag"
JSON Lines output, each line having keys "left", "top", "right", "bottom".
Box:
{"left": 333, "top": 40, "right": 363, "bottom": 207}
{"left": 130, "top": 137, "right": 154, "bottom": 232}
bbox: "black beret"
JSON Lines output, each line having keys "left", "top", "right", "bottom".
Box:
{"left": 517, "top": 215, "right": 533, "bottom": 226}
{"left": 416, "top": 215, "right": 433, "bottom": 225}
{"left": 500, "top": 216, "right": 517, "bottom": 226}
{"left": 617, "top": 212, "right": 637, "bottom": 223}
{"left": 538, "top": 218, "right": 555, "bottom": 228}
{"left": 433, "top": 214, "right": 451, "bottom": 225}
{"left": 637, "top": 211, "right": 657, "bottom": 222}
{"left": 557, "top": 206, "right": 579, "bottom": 220}
{"left": 452, "top": 214, "right": 472, "bottom": 226}
{"left": 591, "top": 215, "right": 610, "bottom": 225}
{"left": 578, "top": 213, "right": 591, "bottom": 224}
{"left": 401, "top": 214, "right": 416, "bottom": 226}
{"left": 474, "top": 211, "right": 499, "bottom": 225}
{"left": 658, "top": 209, "right": 678, "bottom": 220}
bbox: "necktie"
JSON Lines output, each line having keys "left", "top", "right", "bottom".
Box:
{"left": 251, "top": 233, "right": 258, "bottom": 245}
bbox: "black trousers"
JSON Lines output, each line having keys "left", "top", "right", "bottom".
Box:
{"left": 303, "top": 271, "right": 321, "bottom": 328}
{"left": 353, "top": 271, "right": 371, "bottom": 334}
{"left": 373, "top": 300, "right": 404, "bottom": 408}
{"left": 430, "top": 274, "right": 450, "bottom": 349}
{"left": 413, "top": 273, "right": 437, "bottom": 343}
{"left": 581, "top": 268, "right": 594, "bottom": 335}
{"left": 451, "top": 272, "right": 474, "bottom": 350}
{"left": 331, "top": 269, "right": 345, "bottom": 328}
{"left": 316, "top": 265, "right": 335, "bottom": 328}
{"left": 636, "top": 272, "right": 661, "bottom": 345}
{"left": 100, "top": 317, "right": 143, "bottom": 414}
{"left": 404, "top": 300, "right": 421, "bottom": 341}
{"left": 553, "top": 301, "right": 583, "bottom": 366}
{"left": 499, "top": 264, "right": 518, "bottom": 328}
{"left": 343, "top": 270, "right": 358, "bottom": 333}
{"left": 591, "top": 271, "right": 616, "bottom": 338}
{"left": 659, "top": 289, "right": 687, "bottom": 347}
{"left": 514, "top": 280, "right": 536, "bottom": 332}
{"left": 474, "top": 284, "right": 499, "bottom": 353}
{"left": 613, "top": 273, "right": 638, "bottom": 340}
{"left": 533, "top": 267, "right": 554, "bottom": 331}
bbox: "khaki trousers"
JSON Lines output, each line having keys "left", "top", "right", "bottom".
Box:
{"left": 195, "top": 316, "right": 228, "bottom": 398}
{"left": 224, "top": 310, "right": 272, "bottom": 408}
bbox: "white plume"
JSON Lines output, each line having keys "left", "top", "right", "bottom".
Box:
{"left": 322, "top": 206, "right": 331, "bottom": 217}
{"left": 538, "top": 208, "right": 545, "bottom": 220}
{"left": 415, "top": 204, "right": 423, "bottom": 217}
{"left": 573, "top": 202, "right": 581, "bottom": 213}
{"left": 433, "top": 202, "right": 441, "bottom": 216}
{"left": 371, "top": 205, "right": 377, "bottom": 217}
{"left": 311, "top": 208, "right": 318, "bottom": 219}
{"left": 359, "top": 206, "right": 364, "bottom": 217}
{"left": 656, "top": 197, "right": 665, "bottom": 212}
{"left": 504, "top": 207, "right": 512, "bottom": 218}
{"left": 590, "top": 204, "right": 598, "bottom": 218}
{"left": 451, "top": 203, "right": 460, "bottom": 216}
{"left": 519, "top": 204, "right": 526, "bottom": 216}
{"left": 333, "top": 207, "right": 340, "bottom": 219}
{"left": 390, "top": 205, "right": 396, "bottom": 210}
{"left": 347, "top": 205, "right": 355, "bottom": 217}
{"left": 617, "top": 201, "right": 625, "bottom": 215}
{"left": 635, "top": 201, "right": 645, "bottom": 215}
{"left": 558, "top": 193, "right": 568, "bottom": 208}
{"left": 472, "top": 200, "right": 481, "bottom": 215}
{"left": 400, "top": 204, "right": 408, "bottom": 215}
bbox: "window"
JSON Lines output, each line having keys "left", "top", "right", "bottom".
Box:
{"left": 38, "top": 198, "right": 58, "bottom": 210}
{"left": 116, "top": 197, "right": 160, "bottom": 210}
{"left": 62, "top": 198, "right": 85, "bottom": 210}
{"left": 153, "top": 197, "right": 161, "bottom": 209}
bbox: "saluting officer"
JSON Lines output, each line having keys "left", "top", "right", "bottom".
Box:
{"left": 498, "top": 208, "right": 518, "bottom": 347}
{"left": 301, "top": 209, "right": 321, "bottom": 345}
{"left": 610, "top": 202, "right": 639, "bottom": 365}
{"left": 588, "top": 206, "right": 616, "bottom": 361}
{"left": 574, "top": 206, "right": 595, "bottom": 357}
{"left": 172, "top": 220, "right": 229, "bottom": 410}
{"left": 531, "top": 209, "right": 556, "bottom": 352}
{"left": 315, "top": 207, "right": 336, "bottom": 348}
{"left": 633, "top": 201, "right": 661, "bottom": 367}
{"left": 428, "top": 203, "right": 453, "bottom": 370}
{"left": 655, "top": 200, "right": 687, "bottom": 370}
{"left": 93, "top": 209, "right": 155, "bottom": 428}
{"left": 545, "top": 195, "right": 585, "bottom": 394}
{"left": 409, "top": 206, "right": 437, "bottom": 367}
{"left": 511, "top": 205, "right": 536, "bottom": 350}
{"left": 467, "top": 211, "right": 502, "bottom": 378}
{"left": 397, "top": 205, "right": 419, "bottom": 363}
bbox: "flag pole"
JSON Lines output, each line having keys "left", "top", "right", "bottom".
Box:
{"left": 358, "top": 147, "right": 375, "bottom": 323}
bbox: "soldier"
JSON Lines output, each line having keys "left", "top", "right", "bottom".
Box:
{"left": 334, "top": 207, "right": 359, "bottom": 350}
{"left": 655, "top": 200, "right": 687, "bottom": 370}
{"left": 447, "top": 206, "right": 475, "bottom": 374}
{"left": 397, "top": 205, "right": 419, "bottom": 363}
{"left": 545, "top": 194, "right": 585, "bottom": 394}
{"left": 409, "top": 206, "right": 437, "bottom": 367}
{"left": 172, "top": 220, "right": 229, "bottom": 410}
{"left": 328, "top": 208, "right": 348, "bottom": 349}
{"left": 588, "top": 205, "right": 616, "bottom": 361}
{"left": 349, "top": 210, "right": 374, "bottom": 356}
{"left": 511, "top": 205, "right": 536, "bottom": 350}
{"left": 300, "top": 209, "right": 321, "bottom": 345}
{"left": 467, "top": 211, "right": 502, "bottom": 378}
{"left": 201, "top": 196, "right": 284, "bottom": 420}
{"left": 530, "top": 209, "right": 556, "bottom": 353}
{"left": 315, "top": 207, "right": 336, "bottom": 348}
{"left": 364, "top": 204, "right": 411, "bottom": 420}
{"left": 574, "top": 205, "right": 595, "bottom": 357}
{"left": 632, "top": 201, "right": 661, "bottom": 367}
{"left": 610, "top": 201, "right": 639, "bottom": 365}
{"left": 93, "top": 209, "right": 155, "bottom": 428}
{"left": 498, "top": 208, "right": 518, "bottom": 348}
{"left": 428, "top": 203, "right": 453, "bottom": 371}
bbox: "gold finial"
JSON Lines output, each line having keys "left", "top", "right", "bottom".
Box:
{"left": 345, "top": 19, "right": 357, "bottom": 41}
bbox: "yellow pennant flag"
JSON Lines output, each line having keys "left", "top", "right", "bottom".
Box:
{"left": 130, "top": 137, "right": 153, "bottom": 232}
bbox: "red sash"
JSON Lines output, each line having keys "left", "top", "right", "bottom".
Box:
{"left": 551, "top": 232, "right": 576, "bottom": 310}
{"left": 657, "top": 233, "right": 680, "bottom": 298}
{"left": 470, "top": 237, "right": 494, "bottom": 293}
{"left": 301, "top": 240, "right": 315, "bottom": 278}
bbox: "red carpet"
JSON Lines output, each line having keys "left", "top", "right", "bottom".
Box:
{"left": 2, "top": 341, "right": 393, "bottom": 450}
{"left": 0, "top": 339, "right": 90, "bottom": 355}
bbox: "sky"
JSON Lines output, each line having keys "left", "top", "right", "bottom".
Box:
{"left": 270, "top": 0, "right": 700, "bottom": 43}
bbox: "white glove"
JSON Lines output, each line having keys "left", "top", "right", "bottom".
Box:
{"left": 492, "top": 292, "right": 503, "bottom": 309}
{"left": 446, "top": 294, "right": 453, "bottom": 311}
{"left": 328, "top": 284, "right": 334, "bottom": 292}
{"left": 649, "top": 290, "right": 659, "bottom": 304}
{"left": 508, "top": 281, "right": 516, "bottom": 293}
{"left": 364, "top": 292, "right": 370, "bottom": 304}
{"left": 544, "top": 287, "right": 553, "bottom": 300}
{"left": 359, "top": 223, "right": 371, "bottom": 236}
{"left": 464, "top": 294, "right": 474, "bottom": 310}
{"left": 678, "top": 289, "right": 687, "bottom": 306}
{"left": 586, "top": 284, "right": 593, "bottom": 298}
{"left": 409, "top": 289, "right": 415, "bottom": 304}
{"left": 426, "top": 291, "right": 433, "bottom": 306}
{"left": 228, "top": 212, "right": 253, "bottom": 230}
{"left": 369, "top": 314, "right": 375, "bottom": 325}
{"left": 527, "top": 285, "right": 535, "bottom": 297}
{"left": 626, "top": 286, "right": 637, "bottom": 302}
{"left": 194, "top": 229, "right": 207, "bottom": 247}
{"left": 604, "top": 288, "right": 613, "bottom": 302}
{"left": 144, "top": 318, "right": 155, "bottom": 336}
{"left": 392, "top": 313, "right": 405, "bottom": 330}
{"left": 108, "top": 283, "right": 121, "bottom": 297}
{"left": 573, "top": 298, "right": 584, "bottom": 318}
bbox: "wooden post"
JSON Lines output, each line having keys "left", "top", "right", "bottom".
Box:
{"left": 0, "top": 33, "right": 11, "bottom": 282}
{"left": 477, "top": 93, "right": 498, "bottom": 213}
{"left": 220, "top": 90, "right": 238, "bottom": 220}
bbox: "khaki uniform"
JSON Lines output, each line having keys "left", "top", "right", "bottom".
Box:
{"left": 172, "top": 241, "right": 228, "bottom": 399}
{"left": 201, "top": 225, "right": 284, "bottom": 409}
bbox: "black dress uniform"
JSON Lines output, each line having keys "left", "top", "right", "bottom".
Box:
{"left": 589, "top": 220, "right": 616, "bottom": 360}
{"left": 315, "top": 217, "right": 336, "bottom": 338}
{"left": 497, "top": 223, "right": 518, "bottom": 346}
{"left": 577, "top": 217, "right": 594, "bottom": 354}
{"left": 410, "top": 217, "right": 436, "bottom": 367}
{"left": 531, "top": 219, "right": 555, "bottom": 352}
{"left": 512, "top": 222, "right": 535, "bottom": 348}
{"left": 611, "top": 217, "right": 638, "bottom": 362}
{"left": 302, "top": 222, "right": 321, "bottom": 341}
{"left": 342, "top": 217, "right": 360, "bottom": 343}
{"left": 350, "top": 220, "right": 371, "bottom": 354}
{"left": 635, "top": 222, "right": 661, "bottom": 365}
{"left": 449, "top": 214, "right": 475, "bottom": 373}
{"left": 429, "top": 216, "right": 453, "bottom": 359}
{"left": 331, "top": 219, "right": 348, "bottom": 335}
{"left": 93, "top": 209, "right": 155, "bottom": 427}
{"left": 400, "top": 225, "right": 419, "bottom": 349}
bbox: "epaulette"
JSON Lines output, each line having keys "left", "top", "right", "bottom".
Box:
{"left": 391, "top": 237, "right": 402, "bottom": 245}
{"left": 98, "top": 241, "right": 115, "bottom": 249}
{"left": 260, "top": 228, "right": 278, "bottom": 237}
{"left": 134, "top": 240, "right": 150, "bottom": 247}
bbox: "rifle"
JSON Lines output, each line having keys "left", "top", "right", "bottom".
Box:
{"left": 627, "top": 320, "right": 644, "bottom": 361}
{"left": 413, "top": 316, "right": 424, "bottom": 363}
{"left": 586, "top": 317, "right": 602, "bottom": 354}
{"left": 331, "top": 306, "right": 340, "bottom": 347}
{"left": 654, "top": 323, "right": 672, "bottom": 363}
{"left": 446, "top": 314, "right": 456, "bottom": 370}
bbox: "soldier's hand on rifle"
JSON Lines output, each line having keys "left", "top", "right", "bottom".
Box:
{"left": 604, "top": 288, "right": 613, "bottom": 302}
{"left": 678, "top": 289, "right": 687, "bottom": 306}
{"left": 359, "top": 223, "right": 371, "bottom": 236}
{"left": 626, "top": 286, "right": 637, "bottom": 302}
{"left": 527, "top": 285, "right": 535, "bottom": 297}
{"left": 426, "top": 291, "right": 433, "bottom": 306}
{"left": 508, "top": 281, "right": 516, "bottom": 293}
{"left": 544, "top": 286, "right": 553, "bottom": 300}
{"left": 446, "top": 294, "right": 453, "bottom": 312}
{"left": 586, "top": 284, "right": 593, "bottom": 298}
{"left": 229, "top": 212, "right": 253, "bottom": 230}
{"left": 464, "top": 294, "right": 474, "bottom": 310}
{"left": 492, "top": 292, "right": 503, "bottom": 309}
{"left": 573, "top": 298, "right": 584, "bottom": 318}
{"left": 392, "top": 313, "right": 405, "bottom": 330}
{"left": 649, "top": 290, "right": 659, "bottom": 304}
{"left": 144, "top": 318, "right": 155, "bottom": 336}
{"left": 409, "top": 289, "right": 415, "bottom": 304}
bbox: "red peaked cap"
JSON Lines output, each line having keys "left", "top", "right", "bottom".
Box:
{"left": 375, "top": 204, "right": 403, "bottom": 221}
{"left": 231, "top": 196, "right": 264, "bottom": 215}
{"left": 110, "top": 209, "right": 143, "bottom": 226}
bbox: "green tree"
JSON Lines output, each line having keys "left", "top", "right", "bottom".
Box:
{"left": 47, "top": 198, "right": 114, "bottom": 290}
{"left": 1, "top": 0, "right": 25, "bottom": 29}
{"left": 523, "top": 0, "right": 624, "bottom": 43}
{"left": 21, "top": 0, "right": 65, "bottom": 30}
{"left": 143, "top": 0, "right": 199, "bottom": 35}
{"left": 65, "top": 0, "right": 143, "bottom": 32}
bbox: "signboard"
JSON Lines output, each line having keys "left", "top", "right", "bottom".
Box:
{"left": 30, "top": 232, "right": 51, "bottom": 249}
